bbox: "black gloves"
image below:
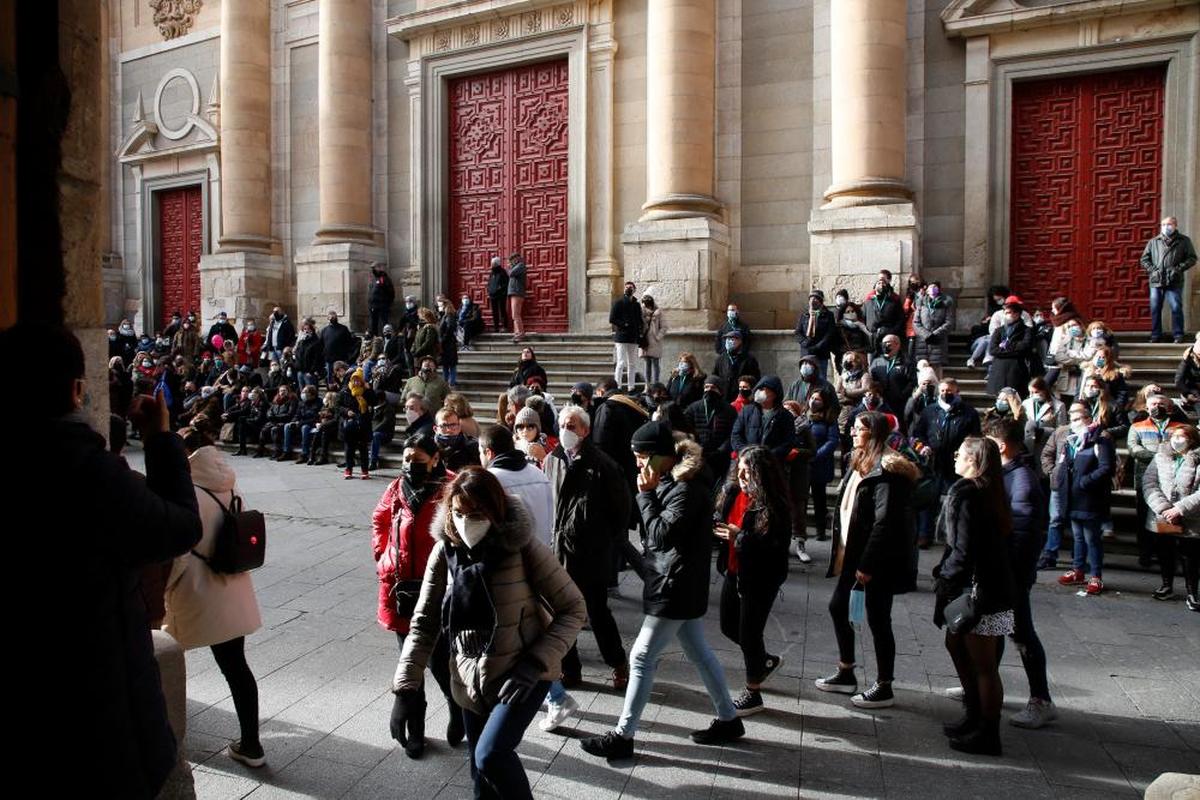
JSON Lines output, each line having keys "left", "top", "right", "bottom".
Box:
{"left": 390, "top": 689, "right": 427, "bottom": 759}
{"left": 497, "top": 660, "right": 542, "bottom": 705}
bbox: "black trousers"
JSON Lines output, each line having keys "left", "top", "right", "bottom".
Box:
{"left": 489, "top": 292, "right": 509, "bottom": 332}
{"left": 342, "top": 419, "right": 370, "bottom": 471}
{"left": 810, "top": 475, "right": 830, "bottom": 537}
{"left": 211, "top": 637, "right": 260, "bottom": 747}
{"left": 828, "top": 572, "right": 895, "bottom": 682}
{"left": 1000, "top": 581, "right": 1050, "bottom": 702}
{"left": 1159, "top": 536, "right": 1200, "bottom": 594}
{"left": 561, "top": 578, "right": 627, "bottom": 679}
{"left": 788, "top": 462, "right": 811, "bottom": 541}
{"left": 369, "top": 307, "right": 391, "bottom": 337}
{"left": 719, "top": 573, "right": 782, "bottom": 684}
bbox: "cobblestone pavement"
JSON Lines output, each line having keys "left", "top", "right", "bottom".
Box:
{"left": 126, "top": 450, "right": 1199, "bottom": 799}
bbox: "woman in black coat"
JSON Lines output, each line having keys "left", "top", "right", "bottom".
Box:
{"left": 508, "top": 346, "right": 548, "bottom": 388}
{"left": 986, "top": 303, "right": 1033, "bottom": 397}
{"left": 715, "top": 446, "right": 792, "bottom": 716}
{"left": 933, "top": 436, "right": 1015, "bottom": 757}
{"left": 338, "top": 371, "right": 377, "bottom": 478}
{"left": 814, "top": 411, "right": 918, "bottom": 709}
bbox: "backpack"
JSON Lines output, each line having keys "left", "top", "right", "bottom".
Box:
{"left": 193, "top": 487, "right": 267, "bottom": 574}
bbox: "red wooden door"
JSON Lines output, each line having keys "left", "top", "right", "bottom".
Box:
{"left": 448, "top": 59, "right": 569, "bottom": 332}
{"left": 158, "top": 185, "right": 203, "bottom": 329}
{"left": 1009, "top": 66, "right": 1165, "bottom": 330}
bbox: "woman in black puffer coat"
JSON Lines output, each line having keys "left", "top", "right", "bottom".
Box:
{"left": 933, "top": 436, "right": 1015, "bottom": 757}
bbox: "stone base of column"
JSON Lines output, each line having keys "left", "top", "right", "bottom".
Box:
{"left": 198, "top": 251, "right": 286, "bottom": 328}
{"left": 808, "top": 203, "right": 919, "bottom": 300}
{"left": 294, "top": 242, "right": 387, "bottom": 332}
{"left": 585, "top": 255, "right": 623, "bottom": 331}
{"left": 621, "top": 216, "right": 730, "bottom": 330}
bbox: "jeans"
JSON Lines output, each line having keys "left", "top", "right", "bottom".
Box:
{"left": 616, "top": 615, "right": 737, "bottom": 738}
{"left": 829, "top": 572, "right": 896, "bottom": 682}
{"left": 719, "top": 573, "right": 782, "bottom": 685}
{"left": 969, "top": 335, "right": 989, "bottom": 363}
{"left": 1149, "top": 285, "right": 1185, "bottom": 340}
{"left": 211, "top": 637, "right": 260, "bottom": 748}
{"left": 342, "top": 418, "right": 370, "bottom": 472}
{"left": 810, "top": 477, "right": 830, "bottom": 538}
{"left": 1007, "top": 581, "right": 1050, "bottom": 702}
{"left": 282, "top": 421, "right": 307, "bottom": 455}
{"left": 462, "top": 679, "right": 548, "bottom": 800}
{"left": 614, "top": 343, "right": 639, "bottom": 389}
{"left": 561, "top": 579, "right": 627, "bottom": 679}
{"left": 299, "top": 371, "right": 319, "bottom": 389}
{"left": 546, "top": 680, "right": 567, "bottom": 704}
{"left": 325, "top": 361, "right": 338, "bottom": 386}
{"left": 1042, "top": 490, "right": 1071, "bottom": 560}
{"left": 643, "top": 357, "right": 660, "bottom": 385}
{"left": 444, "top": 365, "right": 457, "bottom": 385}
{"left": 371, "top": 430, "right": 390, "bottom": 465}
{"left": 1071, "top": 519, "right": 1103, "bottom": 577}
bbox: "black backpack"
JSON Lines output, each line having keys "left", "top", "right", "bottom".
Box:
{"left": 193, "top": 487, "right": 267, "bottom": 574}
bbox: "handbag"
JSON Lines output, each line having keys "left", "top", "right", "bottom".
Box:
{"left": 388, "top": 519, "right": 424, "bottom": 619}
{"left": 944, "top": 586, "right": 979, "bottom": 635}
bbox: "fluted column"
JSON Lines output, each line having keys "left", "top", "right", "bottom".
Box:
{"left": 822, "top": 0, "right": 911, "bottom": 208}
{"left": 314, "top": 0, "right": 376, "bottom": 244}
{"left": 641, "top": 0, "right": 720, "bottom": 220}
{"left": 217, "top": 0, "right": 273, "bottom": 252}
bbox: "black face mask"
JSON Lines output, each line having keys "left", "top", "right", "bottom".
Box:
{"left": 1149, "top": 406, "right": 1168, "bottom": 421}
{"left": 273, "top": 311, "right": 282, "bottom": 321}
{"left": 624, "top": 288, "right": 634, "bottom": 297}
{"left": 810, "top": 401, "right": 824, "bottom": 412}
{"left": 738, "top": 388, "right": 752, "bottom": 399}
{"left": 570, "top": 392, "right": 586, "bottom": 407}
{"left": 403, "top": 461, "right": 429, "bottom": 484}
{"left": 705, "top": 388, "right": 722, "bottom": 401}
{"left": 436, "top": 433, "right": 463, "bottom": 448}
{"left": 923, "top": 385, "right": 936, "bottom": 398}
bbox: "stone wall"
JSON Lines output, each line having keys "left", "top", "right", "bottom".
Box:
{"left": 385, "top": 34, "right": 412, "bottom": 296}
{"left": 663, "top": 329, "right": 805, "bottom": 387}
{"left": 288, "top": 42, "right": 320, "bottom": 265}
{"left": 612, "top": 0, "right": 647, "bottom": 265}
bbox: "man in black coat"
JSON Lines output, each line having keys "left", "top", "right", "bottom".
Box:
{"left": 7, "top": 323, "right": 202, "bottom": 798}
{"left": 367, "top": 262, "right": 395, "bottom": 336}
{"left": 714, "top": 303, "right": 753, "bottom": 356}
{"left": 863, "top": 279, "right": 903, "bottom": 356}
{"left": 592, "top": 386, "right": 652, "bottom": 582}
{"left": 686, "top": 375, "right": 737, "bottom": 479}
{"left": 730, "top": 375, "right": 798, "bottom": 464}
{"left": 795, "top": 290, "right": 837, "bottom": 378}
{"left": 869, "top": 334, "right": 916, "bottom": 429}
{"left": 205, "top": 310, "right": 238, "bottom": 354}
{"left": 610, "top": 281, "right": 644, "bottom": 391}
{"left": 911, "top": 377, "right": 981, "bottom": 545}
{"left": 544, "top": 405, "right": 631, "bottom": 688}
{"left": 712, "top": 330, "right": 761, "bottom": 403}
{"left": 319, "top": 310, "right": 354, "bottom": 385}
{"left": 264, "top": 306, "right": 297, "bottom": 364}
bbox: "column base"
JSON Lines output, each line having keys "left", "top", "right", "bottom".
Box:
{"left": 312, "top": 224, "right": 382, "bottom": 247}
{"left": 640, "top": 193, "right": 724, "bottom": 222}
{"left": 821, "top": 178, "right": 913, "bottom": 210}
{"left": 585, "top": 255, "right": 622, "bottom": 331}
{"left": 216, "top": 234, "right": 276, "bottom": 255}
{"left": 621, "top": 216, "right": 730, "bottom": 330}
{"left": 198, "top": 251, "right": 286, "bottom": 328}
{"left": 294, "top": 242, "right": 387, "bottom": 332}
{"left": 808, "top": 203, "right": 920, "bottom": 300}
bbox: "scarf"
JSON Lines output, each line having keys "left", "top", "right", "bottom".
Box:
{"left": 806, "top": 309, "right": 818, "bottom": 338}
{"left": 442, "top": 540, "right": 500, "bottom": 658}
{"left": 350, "top": 380, "right": 368, "bottom": 413}
{"left": 400, "top": 469, "right": 446, "bottom": 514}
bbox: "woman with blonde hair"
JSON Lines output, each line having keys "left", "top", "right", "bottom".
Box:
{"left": 444, "top": 392, "right": 480, "bottom": 438}
{"left": 1080, "top": 343, "right": 1131, "bottom": 411}
{"left": 666, "top": 351, "right": 706, "bottom": 408}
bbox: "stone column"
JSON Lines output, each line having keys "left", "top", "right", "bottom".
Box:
{"left": 808, "top": 0, "right": 918, "bottom": 302}
{"left": 200, "top": 0, "right": 285, "bottom": 329}
{"left": 295, "top": 0, "right": 384, "bottom": 330}
{"left": 622, "top": 0, "right": 728, "bottom": 330}
{"left": 822, "top": 0, "right": 910, "bottom": 209}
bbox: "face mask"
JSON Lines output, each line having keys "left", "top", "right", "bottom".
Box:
{"left": 1083, "top": 387, "right": 1099, "bottom": 400}
{"left": 453, "top": 511, "right": 491, "bottom": 549}
{"left": 1004, "top": 313, "right": 1019, "bottom": 325}
{"left": 624, "top": 288, "right": 634, "bottom": 297}
{"left": 1094, "top": 358, "right": 1106, "bottom": 368}
{"left": 940, "top": 393, "right": 957, "bottom": 405}
{"left": 725, "top": 339, "right": 738, "bottom": 353}
{"left": 108, "top": 334, "right": 117, "bottom": 341}
{"left": 995, "top": 399, "right": 1009, "bottom": 412}
{"left": 753, "top": 389, "right": 768, "bottom": 405}
{"left": 875, "top": 283, "right": 889, "bottom": 295}
{"left": 274, "top": 311, "right": 283, "bottom": 321}
{"left": 559, "top": 428, "right": 582, "bottom": 451}
{"left": 329, "top": 317, "right": 338, "bottom": 325}
{"left": 182, "top": 324, "right": 191, "bottom": 331}
{"left": 461, "top": 297, "right": 469, "bottom": 306}
{"left": 1033, "top": 314, "right": 1044, "bottom": 324}
{"left": 928, "top": 285, "right": 940, "bottom": 298}
{"left": 403, "top": 460, "right": 429, "bottom": 484}
{"left": 844, "top": 312, "right": 858, "bottom": 322}
{"left": 1068, "top": 326, "right": 1082, "bottom": 338}
{"left": 141, "top": 361, "right": 152, "bottom": 369}
{"left": 247, "top": 324, "right": 256, "bottom": 332}
{"left": 420, "top": 368, "right": 433, "bottom": 379}
{"left": 678, "top": 362, "right": 690, "bottom": 374}
{"left": 406, "top": 302, "right": 416, "bottom": 310}
{"left": 810, "top": 399, "right": 824, "bottom": 412}
{"left": 436, "top": 433, "right": 463, "bottom": 449}
{"left": 269, "top": 365, "right": 280, "bottom": 373}
{"left": 1149, "top": 406, "right": 1168, "bottom": 420}
{"left": 1070, "top": 421, "right": 1088, "bottom": 436}
{"left": 836, "top": 296, "right": 847, "bottom": 307}
{"left": 923, "top": 384, "right": 936, "bottom": 398}
{"left": 1162, "top": 224, "right": 1176, "bottom": 237}
{"left": 214, "top": 359, "right": 224, "bottom": 369}
{"left": 119, "top": 325, "right": 133, "bottom": 334}
{"left": 738, "top": 388, "right": 752, "bottom": 399}
{"left": 405, "top": 409, "right": 421, "bottom": 424}
{"left": 864, "top": 395, "right": 880, "bottom": 410}
{"left": 218, "top": 317, "right": 227, "bottom": 325}
{"left": 800, "top": 364, "right": 815, "bottom": 379}
{"left": 1171, "top": 437, "right": 1188, "bottom": 454}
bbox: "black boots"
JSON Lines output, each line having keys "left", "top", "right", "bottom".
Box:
{"left": 948, "top": 718, "right": 1002, "bottom": 756}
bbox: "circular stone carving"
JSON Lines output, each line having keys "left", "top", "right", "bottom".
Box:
{"left": 153, "top": 68, "right": 201, "bottom": 141}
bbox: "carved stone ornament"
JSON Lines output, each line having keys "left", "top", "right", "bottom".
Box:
{"left": 149, "top": 0, "right": 203, "bottom": 41}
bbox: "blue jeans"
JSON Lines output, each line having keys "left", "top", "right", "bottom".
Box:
{"left": 443, "top": 365, "right": 457, "bottom": 385}
{"left": 970, "top": 335, "right": 989, "bottom": 363}
{"left": 1043, "top": 491, "right": 1069, "bottom": 558}
{"left": 370, "top": 431, "right": 390, "bottom": 464}
{"left": 546, "top": 680, "right": 566, "bottom": 704}
{"left": 299, "top": 372, "right": 319, "bottom": 388}
{"left": 1149, "top": 286, "right": 1184, "bottom": 340}
{"left": 1071, "top": 519, "right": 1103, "bottom": 577}
{"left": 462, "top": 679, "right": 548, "bottom": 800}
{"left": 615, "top": 615, "right": 736, "bottom": 739}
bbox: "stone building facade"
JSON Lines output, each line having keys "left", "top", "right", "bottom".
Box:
{"left": 104, "top": 0, "right": 1200, "bottom": 336}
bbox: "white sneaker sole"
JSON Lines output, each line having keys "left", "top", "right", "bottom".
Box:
{"left": 815, "top": 680, "right": 857, "bottom": 695}
{"left": 851, "top": 695, "right": 895, "bottom": 709}
{"left": 539, "top": 697, "right": 579, "bottom": 732}
{"left": 735, "top": 704, "right": 766, "bottom": 718}
{"left": 228, "top": 746, "right": 266, "bottom": 768}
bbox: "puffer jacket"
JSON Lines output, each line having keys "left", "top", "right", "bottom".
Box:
{"left": 807, "top": 414, "right": 839, "bottom": 485}
{"left": 912, "top": 295, "right": 955, "bottom": 366}
{"left": 828, "top": 450, "right": 920, "bottom": 593}
{"left": 1142, "top": 448, "right": 1200, "bottom": 536}
{"left": 1140, "top": 232, "right": 1197, "bottom": 288}
{"left": 163, "top": 446, "right": 262, "bottom": 649}
{"left": 411, "top": 323, "right": 440, "bottom": 362}
{"left": 393, "top": 499, "right": 584, "bottom": 714}
{"left": 686, "top": 393, "right": 736, "bottom": 473}
{"left": 1002, "top": 455, "right": 1045, "bottom": 587}
{"left": 934, "top": 478, "right": 1015, "bottom": 616}
{"left": 1049, "top": 425, "right": 1115, "bottom": 522}
{"left": 1128, "top": 417, "right": 1189, "bottom": 487}
{"left": 637, "top": 436, "right": 714, "bottom": 619}
{"left": 372, "top": 474, "right": 452, "bottom": 633}
{"left": 730, "top": 398, "right": 797, "bottom": 462}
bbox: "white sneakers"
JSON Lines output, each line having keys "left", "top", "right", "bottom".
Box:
{"left": 794, "top": 539, "right": 812, "bottom": 564}
{"left": 1010, "top": 698, "right": 1058, "bottom": 729}
{"left": 539, "top": 694, "right": 579, "bottom": 732}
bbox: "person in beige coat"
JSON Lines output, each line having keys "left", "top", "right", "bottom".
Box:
{"left": 165, "top": 428, "right": 265, "bottom": 768}
{"left": 391, "top": 467, "right": 585, "bottom": 799}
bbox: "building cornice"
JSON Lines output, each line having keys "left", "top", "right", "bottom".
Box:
{"left": 942, "top": 0, "right": 1193, "bottom": 38}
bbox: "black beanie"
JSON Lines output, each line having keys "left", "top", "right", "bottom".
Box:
{"left": 630, "top": 421, "right": 675, "bottom": 456}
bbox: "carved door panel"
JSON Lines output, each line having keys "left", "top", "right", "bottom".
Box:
{"left": 158, "top": 185, "right": 203, "bottom": 329}
{"left": 1009, "top": 66, "right": 1165, "bottom": 330}
{"left": 448, "top": 59, "right": 569, "bottom": 332}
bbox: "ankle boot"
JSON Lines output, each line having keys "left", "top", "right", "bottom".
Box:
{"left": 949, "top": 718, "right": 1002, "bottom": 756}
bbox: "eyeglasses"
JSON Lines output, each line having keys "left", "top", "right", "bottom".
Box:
{"left": 514, "top": 424, "right": 536, "bottom": 430}
{"left": 437, "top": 423, "right": 461, "bottom": 431}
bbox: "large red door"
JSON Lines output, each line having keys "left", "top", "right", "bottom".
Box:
{"left": 1009, "top": 66, "right": 1165, "bottom": 330}
{"left": 448, "top": 59, "right": 569, "bottom": 332}
{"left": 158, "top": 185, "right": 203, "bottom": 329}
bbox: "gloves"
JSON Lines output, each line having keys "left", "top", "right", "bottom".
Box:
{"left": 390, "top": 689, "right": 427, "bottom": 759}
{"left": 497, "top": 660, "right": 542, "bottom": 705}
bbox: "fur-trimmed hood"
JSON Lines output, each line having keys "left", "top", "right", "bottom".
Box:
{"left": 670, "top": 434, "right": 705, "bottom": 481}
{"left": 875, "top": 449, "right": 920, "bottom": 483}
{"left": 430, "top": 491, "right": 537, "bottom": 554}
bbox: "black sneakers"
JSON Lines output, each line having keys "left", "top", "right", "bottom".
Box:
{"left": 756, "top": 654, "right": 784, "bottom": 687}
{"left": 851, "top": 681, "right": 895, "bottom": 709}
{"left": 690, "top": 717, "right": 746, "bottom": 745}
{"left": 814, "top": 667, "right": 857, "bottom": 695}
{"left": 1152, "top": 583, "right": 1175, "bottom": 601}
{"left": 733, "top": 689, "right": 764, "bottom": 717}
{"left": 580, "top": 730, "right": 634, "bottom": 760}
{"left": 228, "top": 740, "right": 266, "bottom": 768}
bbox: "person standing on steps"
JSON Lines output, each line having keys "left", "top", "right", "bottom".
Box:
{"left": 487, "top": 256, "right": 510, "bottom": 333}
{"left": 320, "top": 310, "right": 354, "bottom": 387}
{"left": 368, "top": 261, "right": 395, "bottom": 336}
{"left": 639, "top": 293, "right": 667, "bottom": 386}
{"left": 507, "top": 252, "right": 528, "bottom": 342}
{"left": 580, "top": 422, "right": 744, "bottom": 761}
{"left": 1142, "top": 424, "right": 1200, "bottom": 613}
{"left": 714, "top": 303, "right": 753, "bottom": 356}
{"left": 1140, "top": 215, "right": 1197, "bottom": 343}
{"left": 610, "top": 281, "right": 643, "bottom": 392}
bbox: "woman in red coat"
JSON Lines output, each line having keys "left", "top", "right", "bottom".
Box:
{"left": 371, "top": 432, "right": 462, "bottom": 756}
{"left": 237, "top": 319, "right": 265, "bottom": 367}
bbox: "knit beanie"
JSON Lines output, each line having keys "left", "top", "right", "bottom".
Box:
{"left": 630, "top": 420, "right": 675, "bottom": 456}
{"left": 514, "top": 406, "right": 541, "bottom": 432}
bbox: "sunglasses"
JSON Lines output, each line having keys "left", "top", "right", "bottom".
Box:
{"left": 514, "top": 424, "right": 536, "bottom": 430}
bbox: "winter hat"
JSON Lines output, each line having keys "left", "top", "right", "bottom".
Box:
{"left": 514, "top": 406, "right": 541, "bottom": 432}
{"left": 703, "top": 374, "right": 724, "bottom": 392}
{"left": 1003, "top": 295, "right": 1024, "bottom": 310}
{"left": 809, "top": 289, "right": 825, "bottom": 303}
{"left": 753, "top": 374, "right": 785, "bottom": 399}
{"left": 572, "top": 381, "right": 594, "bottom": 397}
{"left": 630, "top": 420, "right": 675, "bottom": 456}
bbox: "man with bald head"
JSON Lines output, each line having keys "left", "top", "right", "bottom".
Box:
{"left": 1141, "top": 215, "right": 1196, "bottom": 343}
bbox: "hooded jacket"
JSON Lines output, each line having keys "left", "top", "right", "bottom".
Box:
{"left": 828, "top": 450, "right": 920, "bottom": 593}
{"left": 163, "top": 447, "right": 262, "bottom": 649}
{"left": 393, "top": 500, "right": 585, "bottom": 714}
{"left": 730, "top": 376, "right": 797, "bottom": 460}
{"left": 637, "top": 436, "right": 713, "bottom": 619}
{"left": 543, "top": 437, "right": 631, "bottom": 587}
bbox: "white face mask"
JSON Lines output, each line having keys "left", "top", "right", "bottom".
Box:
{"left": 1171, "top": 437, "right": 1188, "bottom": 454}
{"left": 753, "top": 389, "right": 768, "bottom": 405}
{"left": 405, "top": 409, "right": 421, "bottom": 424}
{"left": 559, "top": 428, "right": 582, "bottom": 451}
{"left": 452, "top": 511, "right": 491, "bottom": 549}
{"left": 1070, "top": 421, "right": 1088, "bottom": 436}
{"left": 1162, "top": 224, "right": 1176, "bottom": 237}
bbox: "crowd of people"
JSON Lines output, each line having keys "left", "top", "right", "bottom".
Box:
{"left": 48, "top": 219, "right": 1197, "bottom": 798}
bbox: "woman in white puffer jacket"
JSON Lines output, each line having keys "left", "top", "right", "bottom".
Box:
{"left": 163, "top": 427, "right": 265, "bottom": 767}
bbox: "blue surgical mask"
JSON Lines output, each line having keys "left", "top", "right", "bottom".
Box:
{"left": 1162, "top": 224, "right": 1176, "bottom": 237}
{"left": 725, "top": 339, "right": 737, "bottom": 353}
{"left": 800, "top": 364, "right": 815, "bottom": 379}
{"left": 727, "top": 310, "right": 737, "bottom": 321}
{"left": 995, "top": 399, "right": 1008, "bottom": 412}
{"left": 678, "top": 362, "right": 690, "bottom": 374}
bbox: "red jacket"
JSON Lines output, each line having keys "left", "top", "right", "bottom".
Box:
{"left": 237, "top": 330, "right": 264, "bottom": 366}
{"left": 371, "top": 473, "right": 454, "bottom": 633}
